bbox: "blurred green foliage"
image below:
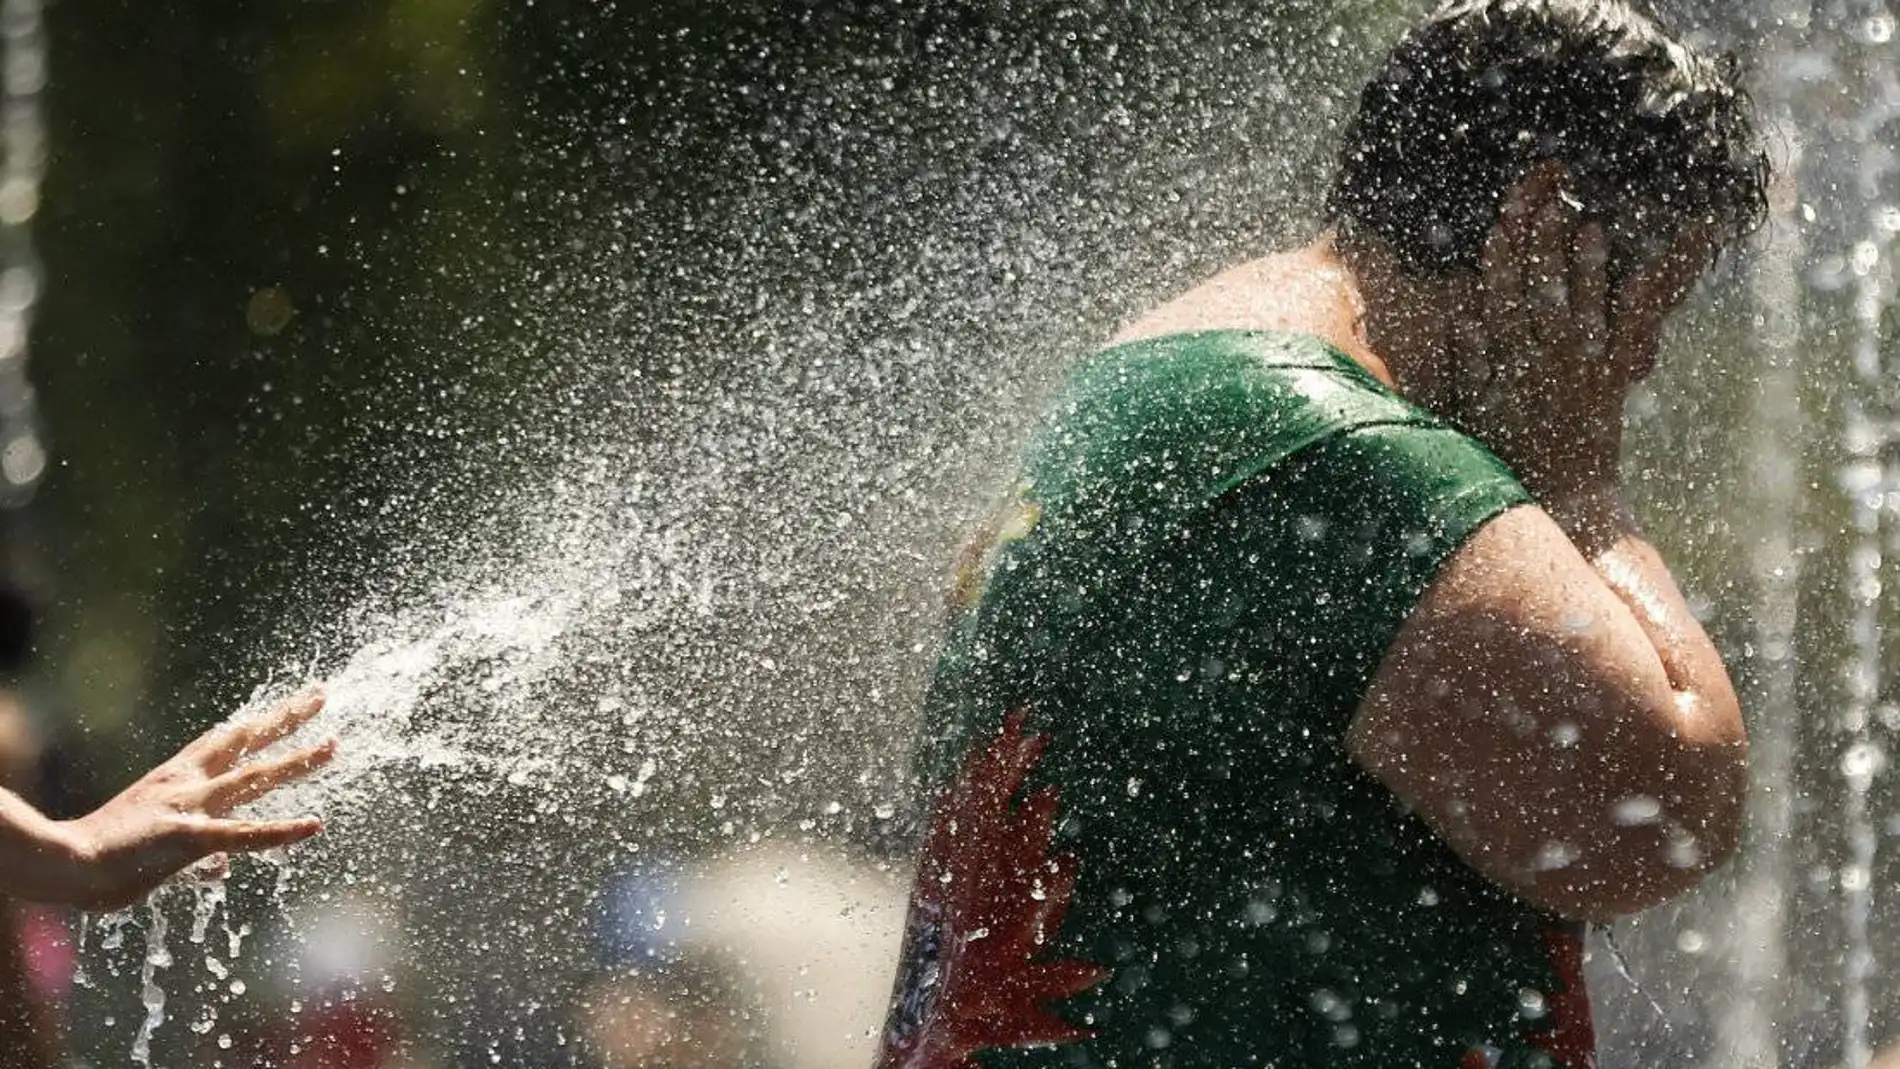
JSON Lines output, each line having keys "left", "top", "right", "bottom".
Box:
{"left": 34, "top": 0, "right": 517, "bottom": 791}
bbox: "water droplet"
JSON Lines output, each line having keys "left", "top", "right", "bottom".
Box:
{"left": 630, "top": 758, "right": 657, "bottom": 798}
{"left": 1851, "top": 241, "right": 1882, "bottom": 276}
{"left": 1667, "top": 832, "right": 1704, "bottom": 870}
{"left": 1310, "top": 988, "right": 1351, "bottom": 1021}
{"left": 1843, "top": 863, "right": 1872, "bottom": 893}
{"left": 1534, "top": 840, "right": 1579, "bottom": 871}
{"left": 1244, "top": 898, "right": 1279, "bottom": 925}
{"left": 1843, "top": 740, "right": 1886, "bottom": 783}
{"left": 1612, "top": 795, "right": 1663, "bottom": 826}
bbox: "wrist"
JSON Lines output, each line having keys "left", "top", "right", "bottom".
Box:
{"left": 0, "top": 796, "right": 97, "bottom": 906}
{"left": 37, "top": 818, "right": 98, "bottom": 906}
{"left": 1536, "top": 481, "right": 1633, "bottom": 557}
{"left": 1506, "top": 436, "right": 1621, "bottom": 496}
{"left": 1464, "top": 402, "right": 1624, "bottom": 509}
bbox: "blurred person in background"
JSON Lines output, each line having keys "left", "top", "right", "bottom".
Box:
{"left": 580, "top": 843, "right": 905, "bottom": 1069}
{"left": 577, "top": 863, "right": 772, "bottom": 1069}
{"left": 273, "top": 891, "right": 411, "bottom": 1069}
{"left": 574, "top": 954, "right": 765, "bottom": 1069}
{"left": 0, "top": 579, "right": 64, "bottom": 1069}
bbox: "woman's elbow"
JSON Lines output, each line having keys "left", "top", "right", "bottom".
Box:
{"left": 1549, "top": 726, "right": 1750, "bottom": 923}
{"left": 1668, "top": 687, "right": 1750, "bottom": 871}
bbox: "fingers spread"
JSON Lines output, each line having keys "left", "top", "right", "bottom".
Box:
{"left": 195, "top": 686, "right": 328, "bottom": 771}
{"left": 205, "top": 738, "right": 337, "bottom": 815}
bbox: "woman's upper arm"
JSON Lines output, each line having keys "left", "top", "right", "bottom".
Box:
{"left": 1346, "top": 503, "right": 1747, "bottom": 923}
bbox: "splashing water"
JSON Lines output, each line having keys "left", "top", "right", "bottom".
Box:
{"left": 76, "top": 420, "right": 972, "bottom": 1062}
{"left": 60, "top": 4, "right": 1900, "bottom": 1067}
{"left": 67, "top": 4, "right": 1420, "bottom": 1057}
{"left": 1835, "top": 8, "right": 1899, "bottom": 1065}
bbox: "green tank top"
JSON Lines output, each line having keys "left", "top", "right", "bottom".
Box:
{"left": 879, "top": 330, "right": 1592, "bottom": 1069}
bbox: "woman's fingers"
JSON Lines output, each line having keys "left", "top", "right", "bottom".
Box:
{"left": 186, "top": 852, "right": 230, "bottom": 882}
{"left": 1484, "top": 186, "right": 1533, "bottom": 318}
{"left": 203, "top": 738, "right": 337, "bottom": 815}
{"left": 1571, "top": 221, "right": 1612, "bottom": 361}
{"left": 188, "top": 687, "right": 327, "bottom": 772}
{"left": 191, "top": 815, "right": 324, "bottom": 856}
{"left": 240, "top": 687, "right": 327, "bottom": 754}
{"left": 1484, "top": 163, "right": 1569, "bottom": 355}
{"left": 1527, "top": 174, "right": 1580, "bottom": 315}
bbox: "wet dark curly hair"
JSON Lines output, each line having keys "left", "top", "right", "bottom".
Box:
{"left": 1328, "top": 0, "right": 1770, "bottom": 280}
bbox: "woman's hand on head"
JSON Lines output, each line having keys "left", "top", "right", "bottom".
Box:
{"left": 54, "top": 687, "right": 335, "bottom": 911}
{"left": 1450, "top": 161, "right": 1718, "bottom": 506}
{"left": 1449, "top": 161, "right": 1624, "bottom": 499}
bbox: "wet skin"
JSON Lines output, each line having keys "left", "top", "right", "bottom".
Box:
{"left": 1115, "top": 161, "right": 1747, "bottom": 923}
{"left": 0, "top": 687, "right": 335, "bottom": 910}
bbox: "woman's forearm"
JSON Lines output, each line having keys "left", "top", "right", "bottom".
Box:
{"left": 1545, "top": 484, "right": 1741, "bottom": 707}
{"left": 0, "top": 790, "right": 80, "bottom": 904}
{"left": 1543, "top": 483, "right": 1749, "bottom": 863}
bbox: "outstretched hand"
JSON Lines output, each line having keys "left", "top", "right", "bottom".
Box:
{"left": 56, "top": 687, "right": 335, "bottom": 910}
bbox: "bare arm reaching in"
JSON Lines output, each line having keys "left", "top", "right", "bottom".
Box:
{"left": 0, "top": 688, "right": 334, "bottom": 910}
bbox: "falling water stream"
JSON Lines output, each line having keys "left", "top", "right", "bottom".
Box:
{"left": 1714, "top": 20, "right": 1806, "bottom": 1062}
{"left": 1839, "top": 7, "right": 1900, "bottom": 1066}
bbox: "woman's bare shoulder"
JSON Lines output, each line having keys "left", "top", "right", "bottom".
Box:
{"left": 1111, "top": 241, "right": 1361, "bottom": 349}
